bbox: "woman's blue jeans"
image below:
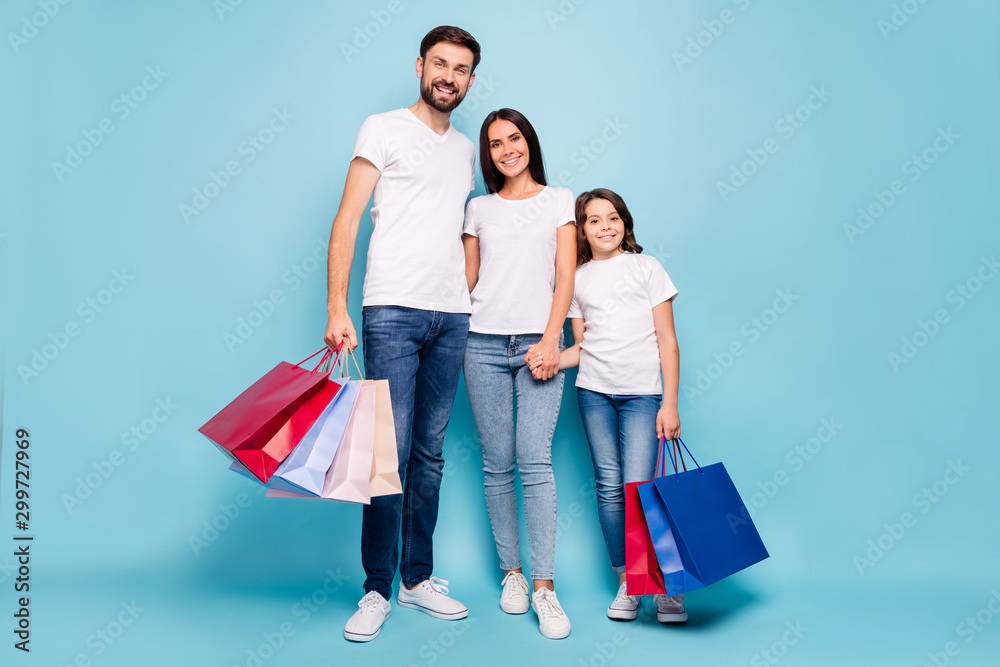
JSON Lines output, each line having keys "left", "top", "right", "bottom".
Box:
{"left": 463, "top": 332, "right": 564, "bottom": 580}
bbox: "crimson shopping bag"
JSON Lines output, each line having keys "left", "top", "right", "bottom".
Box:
{"left": 642, "top": 438, "right": 769, "bottom": 596}
{"left": 198, "top": 348, "right": 336, "bottom": 483}
{"left": 625, "top": 479, "right": 667, "bottom": 596}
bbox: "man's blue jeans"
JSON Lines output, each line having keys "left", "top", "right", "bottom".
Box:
{"left": 361, "top": 306, "right": 469, "bottom": 600}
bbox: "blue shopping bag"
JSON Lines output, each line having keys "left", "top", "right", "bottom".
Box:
{"left": 268, "top": 377, "right": 361, "bottom": 494}
{"left": 643, "top": 438, "right": 769, "bottom": 596}
{"left": 637, "top": 480, "right": 706, "bottom": 596}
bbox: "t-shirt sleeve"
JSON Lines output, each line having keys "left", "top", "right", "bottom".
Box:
{"left": 567, "top": 284, "right": 582, "bottom": 319}
{"left": 462, "top": 199, "right": 478, "bottom": 237}
{"left": 556, "top": 188, "right": 575, "bottom": 227}
{"left": 645, "top": 258, "right": 678, "bottom": 307}
{"left": 351, "top": 115, "right": 387, "bottom": 171}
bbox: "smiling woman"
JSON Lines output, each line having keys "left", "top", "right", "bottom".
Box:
{"left": 461, "top": 108, "right": 578, "bottom": 640}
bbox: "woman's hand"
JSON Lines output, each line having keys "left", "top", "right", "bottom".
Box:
{"left": 525, "top": 337, "right": 560, "bottom": 381}
{"left": 656, "top": 404, "right": 681, "bottom": 441}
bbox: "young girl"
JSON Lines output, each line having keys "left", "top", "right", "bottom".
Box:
{"left": 528, "top": 187, "right": 685, "bottom": 623}
{"left": 462, "top": 108, "right": 577, "bottom": 639}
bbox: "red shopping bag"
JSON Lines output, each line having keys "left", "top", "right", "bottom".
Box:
{"left": 198, "top": 347, "right": 339, "bottom": 482}
{"left": 625, "top": 480, "right": 667, "bottom": 595}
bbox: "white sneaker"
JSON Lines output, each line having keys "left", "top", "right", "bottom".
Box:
{"left": 499, "top": 571, "right": 530, "bottom": 614}
{"left": 607, "top": 582, "right": 640, "bottom": 620}
{"left": 654, "top": 593, "right": 688, "bottom": 623}
{"left": 344, "top": 591, "right": 391, "bottom": 642}
{"left": 397, "top": 576, "right": 469, "bottom": 620}
{"left": 531, "top": 588, "right": 571, "bottom": 639}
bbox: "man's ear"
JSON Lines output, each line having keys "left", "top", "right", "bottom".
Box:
{"left": 468, "top": 71, "right": 475, "bottom": 90}
{"left": 415, "top": 56, "right": 423, "bottom": 79}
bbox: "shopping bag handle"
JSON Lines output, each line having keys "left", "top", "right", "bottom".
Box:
{"left": 296, "top": 343, "right": 343, "bottom": 373}
{"left": 660, "top": 437, "right": 702, "bottom": 479}
{"left": 345, "top": 347, "right": 364, "bottom": 379}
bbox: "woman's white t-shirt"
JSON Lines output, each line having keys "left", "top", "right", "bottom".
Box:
{"left": 351, "top": 108, "right": 475, "bottom": 313}
{"left": 463, "top": 186, "right": 575, "bottom": 334}
{"left": 567, "top": 252, "right": 678, "bottom": 395}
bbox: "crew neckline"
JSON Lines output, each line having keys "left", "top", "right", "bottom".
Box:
{"left": 492, "top": 185, "right": 549, "bottom": 202}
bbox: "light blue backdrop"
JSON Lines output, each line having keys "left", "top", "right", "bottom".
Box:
{"left": 3, "top": 1, "right": 999, "bottom": 665}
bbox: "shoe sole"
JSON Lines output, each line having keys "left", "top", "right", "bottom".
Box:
{"left": 344, "top": 610, "right": 390, "bottom": 642}
{"left": 500, "top": 601, "right": 529, "bottom": 615}
{"left": 607, "top": 608, "right": 638, "bottom": 621}
{"left": 657, "top": 611, "right": 688, "bottom": 623}
{"left": 397, "top": 599, "right": 469, "bottom": 620}
{"left": 539, "top": 625, "right": 571, "bottom": 639}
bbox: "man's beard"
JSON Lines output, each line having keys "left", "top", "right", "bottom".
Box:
{"left": 420, "top": 77, "right": 465, "bottom": 113}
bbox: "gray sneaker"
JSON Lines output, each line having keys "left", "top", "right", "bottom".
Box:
{"left": 654, "top": 593, "right": 688, "bottom": 623}
{"left": 607, "top": 582, "right": 640, "bottom": 620}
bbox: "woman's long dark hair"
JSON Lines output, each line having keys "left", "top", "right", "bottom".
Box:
{"left": 478, "top": 108, "right": 547, "bottom": 194}
{"left": 574, "top": 188, "right": 643, "bottom": 266}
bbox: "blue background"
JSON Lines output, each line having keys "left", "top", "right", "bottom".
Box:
{"left": 3, "top": 1, "right": 999, "bottom": 665}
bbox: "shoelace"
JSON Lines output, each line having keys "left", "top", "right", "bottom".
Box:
{"left": 614, "top": 584, "right": 637, "bottom": 606}
{"left": 358, "top": 591, "right": 384, "bottom": 613}
{"left": 659, "top": 593, "right": 684, "bottom": 607}
{"left": 427, "top": 576, "right": 450, "bottom": 596}
{"left": 534, "top": 589, "right": 563, "bottom": 619}
{"left": 501, "top": 572, "right": 528, "bottom": 595}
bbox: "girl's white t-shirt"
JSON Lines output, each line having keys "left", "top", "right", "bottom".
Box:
{"left": 567, "top": 252, "right": 678, "bottom": 395}
{"left": 463, "top": 186, "right": 575, "bottom": 334}
{"left": 351, "top": 108, "right": 476, "bottom": 313}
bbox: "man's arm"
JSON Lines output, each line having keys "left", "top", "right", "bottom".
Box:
{"left": 324, "top": 156, "right": 381, "bottom": 351}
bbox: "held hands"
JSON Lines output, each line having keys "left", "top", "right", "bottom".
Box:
{"left": 324, "top": 312, "right": 358, "bottom": 352}
{"left": 525, "top": 337, "right": 560, "bottom": 381}
{"left": 656, "top": 405, "right": 681, "bottom": 441}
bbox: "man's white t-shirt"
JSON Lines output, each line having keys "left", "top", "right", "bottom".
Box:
{"left": 463, "top": 186, "right": 575, "bottom": 334}
{"left": 351, "top": 108, "right": 475, "bottom": 313}
{"left": 567, "top": 252, "right": 678, "bottom": 395}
